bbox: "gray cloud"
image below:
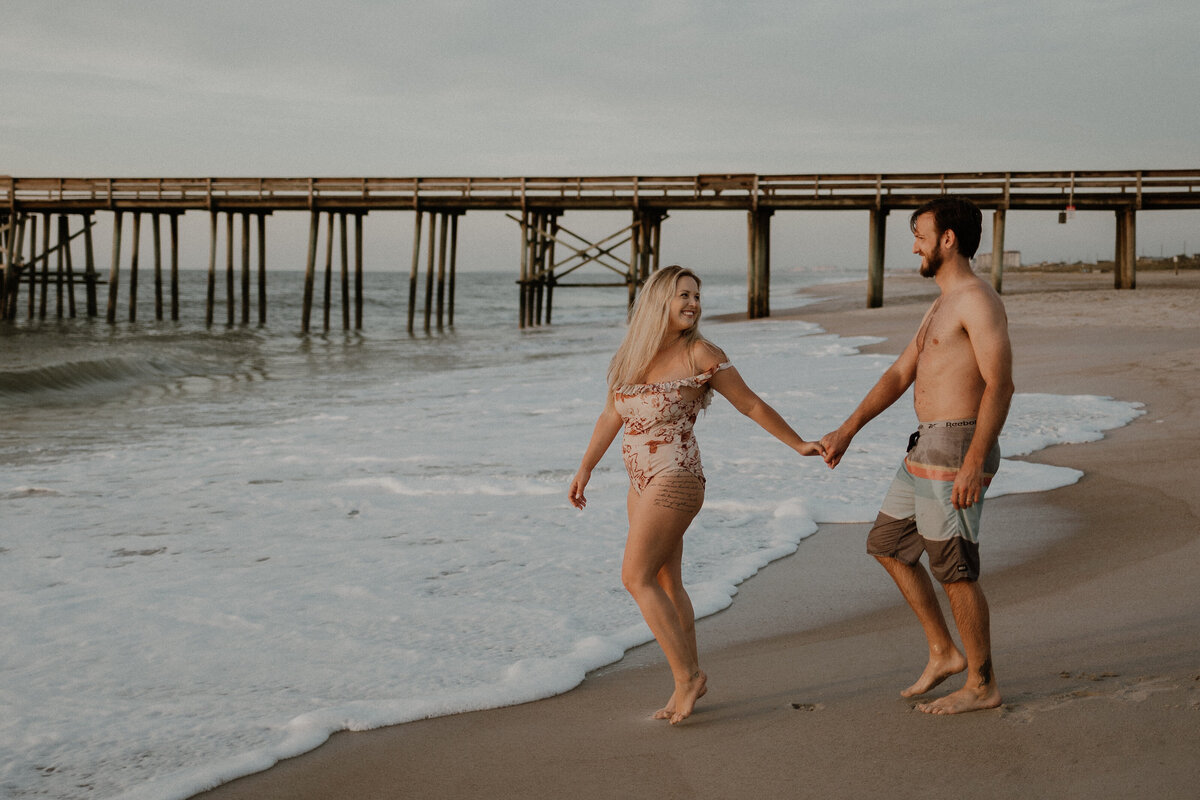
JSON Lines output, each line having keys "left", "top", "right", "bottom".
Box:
{"left": 2, "top": 0, "right": 1197, "bottom": 265}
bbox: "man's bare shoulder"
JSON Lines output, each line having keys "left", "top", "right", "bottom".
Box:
{"left": 945, "top": 275, "right": 1007, "bottom": 324}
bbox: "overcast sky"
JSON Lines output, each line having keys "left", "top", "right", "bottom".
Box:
{"left": 3, "top": 0, "right": 1198, "bottom": 271}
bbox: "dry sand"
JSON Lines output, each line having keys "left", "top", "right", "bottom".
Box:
{"left": 195, "top": 269, "right": 1200, "bottom": 800}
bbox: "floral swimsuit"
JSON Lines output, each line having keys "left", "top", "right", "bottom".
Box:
{"left": 613, "top": 362, "right": 732, "bottom": 494}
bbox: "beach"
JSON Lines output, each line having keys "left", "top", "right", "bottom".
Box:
{"left": 193, "top": 268, "right": 1200, "bottom": 800}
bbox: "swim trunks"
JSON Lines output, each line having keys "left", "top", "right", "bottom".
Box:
{"left": 866, "top": 418, "right": 1001, "bottom": 582}
{"left": 614, "top": 362, "right": 731, "bottom": 495}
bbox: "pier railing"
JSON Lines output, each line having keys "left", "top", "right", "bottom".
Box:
{"left": 5, "top": 170, "right": 1200, "bottom": 212}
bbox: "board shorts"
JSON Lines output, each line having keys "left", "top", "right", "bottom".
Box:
{"left": 866, "top": 419, "right": 1001, "bottom": 583}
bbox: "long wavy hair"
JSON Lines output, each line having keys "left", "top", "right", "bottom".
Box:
{"left": 607, "top": 265, "right": 708, "bottom": 390}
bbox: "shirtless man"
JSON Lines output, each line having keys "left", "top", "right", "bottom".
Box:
{"left": 819, "top": 196, "right": 1013, "bottom": 715}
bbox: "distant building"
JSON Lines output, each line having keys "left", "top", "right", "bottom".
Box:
{"left": 972, "top": 251, "right": 1022, "bottom": 271}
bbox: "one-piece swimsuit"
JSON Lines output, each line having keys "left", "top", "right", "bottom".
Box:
{"left": 613, "top": 362, "right": 732, "bottom": 494}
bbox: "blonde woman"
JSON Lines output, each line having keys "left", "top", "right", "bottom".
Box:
{"left": 569, "top": 265, "right": 823, "bottom": 724}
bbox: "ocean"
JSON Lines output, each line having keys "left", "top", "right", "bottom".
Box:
{"left": 0, "top": 267, "right": 1142, "bottom": 800}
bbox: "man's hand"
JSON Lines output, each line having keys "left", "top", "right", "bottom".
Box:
{"left": 951, "top": 463, "right": 984, "bottom": 509}
{"left": 818, "top": 428, "right": 853, "bottom": 469}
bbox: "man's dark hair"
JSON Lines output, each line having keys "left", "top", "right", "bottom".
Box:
{"left": 910, "top": 196, "right": 984, "bottom": 258}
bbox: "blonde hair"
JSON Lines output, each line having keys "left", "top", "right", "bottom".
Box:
{"left": 607, "top": 265, "right": 709, "bottom": 390}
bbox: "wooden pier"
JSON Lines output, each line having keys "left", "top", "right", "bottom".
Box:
{"left": 3, "top": 170, "right": 1198, "bottom": 331}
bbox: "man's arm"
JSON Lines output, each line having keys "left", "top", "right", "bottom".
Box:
{"left": 820, "top": 337, "right": 919, "bottom": 468}
{"left": 952, "top": 290, "right": 1014, "bottom": 509}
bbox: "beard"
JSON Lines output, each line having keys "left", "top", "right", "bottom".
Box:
{"left": 919, "top": 241, "right": 944, "bottom": 278}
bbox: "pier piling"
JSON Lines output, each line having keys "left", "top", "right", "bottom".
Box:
{"left": 106, "top": 211, "right": 123, "bottom": 324}
{"left": 436, "top": 211, "right": 449, "bottom": 330}
{"left": 340, "top": 213, "right": 350, "bottom": 331}
{"left": 747, "top": 209, "right": 773, "bottom": 318}
{"left": 25, "top": 215, "right": 38, "bottom": 319}
{"left": 866, "top": 207, "right": 888, "bottom": 309}
{"left": 447, "top": 213, "right": 458, "bottom": 327}
{"left": 257, "top": 213, "right": 266, "bottom": 326}
{"left": 323, "top": 211, "right": 334, "bottom": 332}
{"left": 302, "top": 210, "right": 318, "bottom": 333}
{"left": 241, "top": 213, "right": 251, "bottom": 326}
{"left": 84, "top": 213, "right": 98, "bottom": 318}
{"left": 60, "top": 215, "right": 77, "bottom": 319}
{"left": 206, "top": 211, "right": 217, "bottom": 327}
{"left": 407, "top": 211, "right": 423, "bottom": 334}
{"left": 129, "top": 212, "right": 142, "bottom": 322}
{"left": 1115, "top": 208, "right": 1137, "bottom": 290}
{"left": 152, "top": 214, "right": 163, "bottom": 320}
{"left": 423, "top": 212, "right": 435, "bottom": 332}
{"left": 40, "top": 214, "right": 51, "bottom": 320}
{"left": 55, "top": 216, "right": 64, "bottom": 319}
{"left": 990, "top": 209, "right": 1007, "bottom": 293}
{"left": 353, "top": 213, "right": 363, "bottom": 330}
{"left": 226, "top": 212, "right": 235, "bottom": 326}
{"left": 1, "top": 214, "right": 19, "bottom": 319}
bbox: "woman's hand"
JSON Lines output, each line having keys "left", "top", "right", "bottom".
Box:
{"left": 568, "top": 469, "right": 590, "bottom": 509}
{"left": 796, "top": 440, "right": 826, "bottom": 458}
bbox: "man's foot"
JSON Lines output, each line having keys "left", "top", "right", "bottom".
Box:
{"left": 900, "top": 651, "right": 967, "bottom": 697}
{"left": 653, "top": 676, "right": 709, "bottom": 720}
{"left": 916, "top": 683, "right": 1002, "bottom": 715}
{"left": 658, "top": 670, "right": 707, "bottom": 725}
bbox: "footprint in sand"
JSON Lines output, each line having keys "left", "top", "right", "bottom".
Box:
{"left": 1001, "top": 673, "right": 1185, "bottom": 723}
{"left": 790, "top": 702, "right": 824, "bottom": 712}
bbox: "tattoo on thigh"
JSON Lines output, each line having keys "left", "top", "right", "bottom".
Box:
{"left": 651, "top": 473, "right": 703, "bottom": 512}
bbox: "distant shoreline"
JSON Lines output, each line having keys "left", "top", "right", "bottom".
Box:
{"left": 991, "top": 254, "right": 1200, "bottom": 274}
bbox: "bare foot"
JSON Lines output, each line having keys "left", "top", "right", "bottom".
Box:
{"left": 652, "top": 693, "right": 675, "bottom": 720}
{"left": 667, "top": 670, "right": 708, "bottom": 725}
{"left": 900, "top": 650, "right": 967, "bottom": 698}
{"left": 653, "top": 678, "right": 708, "bottom": 721}
{"left": 916, "top": 683, "right": 1002, "bottom": 715}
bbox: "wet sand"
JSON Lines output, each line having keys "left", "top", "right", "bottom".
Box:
{"left": 195, "top": 269, "right": 1200, "bottom": 800}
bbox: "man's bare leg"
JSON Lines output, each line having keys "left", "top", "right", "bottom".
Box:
{"left": 875, "top": 556, "right": 967, "bottom": 696}
{"left": 917, "top": 579, "right": 1001, "bottom": 714}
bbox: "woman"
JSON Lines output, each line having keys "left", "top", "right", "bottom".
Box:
{"left": 569, "top": 265, "right": 823, "bottom": 724}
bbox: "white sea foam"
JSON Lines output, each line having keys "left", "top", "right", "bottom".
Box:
{"left": 0, "top": 271, "right": 1143, "bottom": 800}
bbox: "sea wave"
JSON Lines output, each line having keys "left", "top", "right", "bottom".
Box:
{"left": 0, "top": 356, "right": 194, "bottom": 403}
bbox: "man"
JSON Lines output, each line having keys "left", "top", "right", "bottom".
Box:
{"left": 820, "top": 196, "right": 1013, "bottom": 714}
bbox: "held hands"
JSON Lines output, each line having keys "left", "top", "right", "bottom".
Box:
{"left": 796, "top": 440, "right": 826, "bottom": 458}
{"left": 818, "top": 428, "right": 853, "bottom": 469}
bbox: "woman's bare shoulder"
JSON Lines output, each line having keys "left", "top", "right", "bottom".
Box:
{"left": 691, "top": 339, "right": 727, "bottom": 371}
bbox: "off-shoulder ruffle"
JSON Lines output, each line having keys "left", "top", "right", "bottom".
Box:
{"left": 617, "top": 361, "right": 732, "bottom": 395}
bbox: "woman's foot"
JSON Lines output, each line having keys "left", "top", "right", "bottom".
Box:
{"left": 653, "top": 677, "right": 710, "bottom": 720}
{"left": 657, "top": 670, "right": 707, "bottom": 725}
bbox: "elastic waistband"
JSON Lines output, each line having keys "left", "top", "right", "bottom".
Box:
{"left": 917, "top": 418, "right": 977, "bottom": 431}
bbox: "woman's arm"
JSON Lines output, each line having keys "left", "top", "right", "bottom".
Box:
{"left": 708, "top": 365, "right": 824, "bottom": 457}
{"left": 569, "top": 393, "right": 624, "bottom": 509}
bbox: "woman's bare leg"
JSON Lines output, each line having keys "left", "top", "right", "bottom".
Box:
{"left": 651, "top": 535, "right": 705, "bottom": 719}
{"left": 622, "top": 472, "right": 706, "bottom": 724}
